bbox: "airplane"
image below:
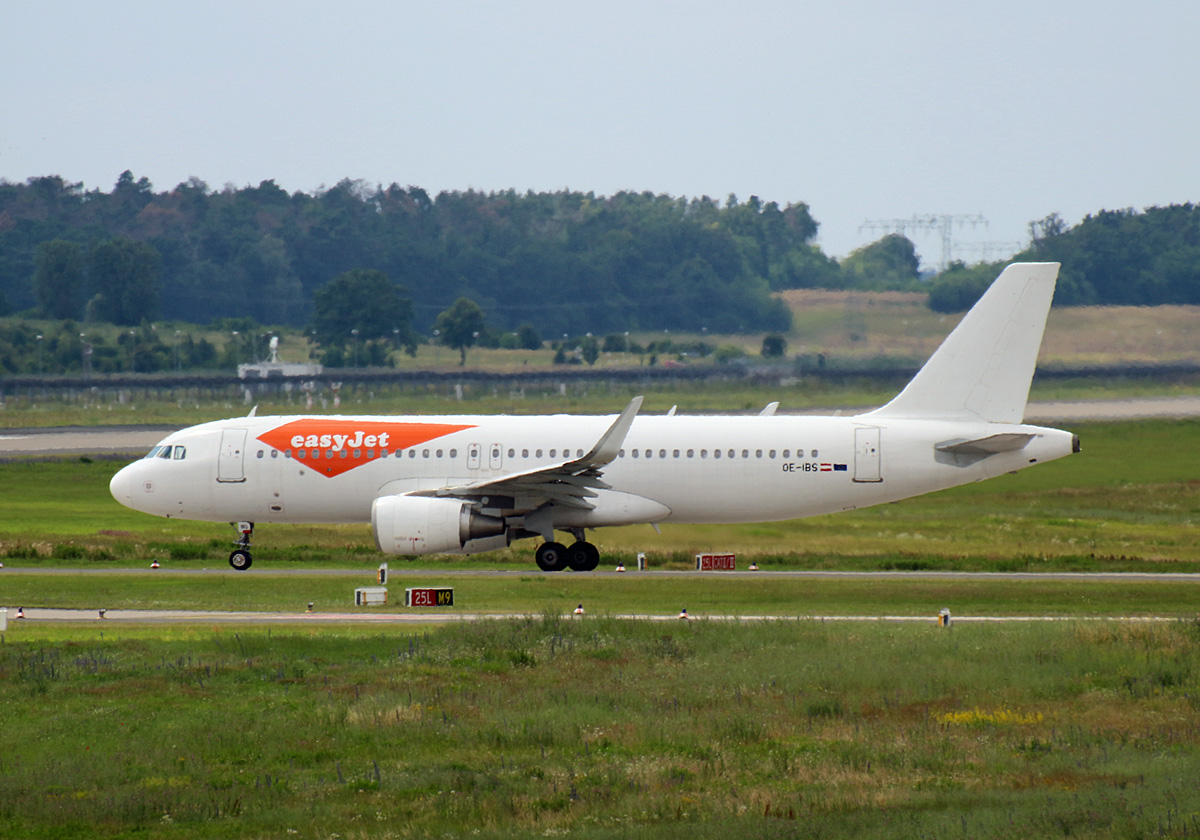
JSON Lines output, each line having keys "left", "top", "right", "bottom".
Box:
{"left": 110, "top": 262, "right": 1079, "bottom": 572}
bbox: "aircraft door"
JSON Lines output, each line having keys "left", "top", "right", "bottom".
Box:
{"left": 467, "top": 444, "right": 481, "bottom": 470}
{"left": 489, "top": 442, "right": 503, "bottom": 470}
{"left": 217, "top": 429, "right": 248, "bottom": 483}
{"left": 853, "top": 427, "right": 882, "bottom": 483}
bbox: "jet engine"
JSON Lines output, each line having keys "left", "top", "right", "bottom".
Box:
{"left": 372, "top": 495, "right": 506, "bottom": 555}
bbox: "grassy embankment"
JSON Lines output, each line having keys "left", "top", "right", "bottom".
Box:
{"left": 3, "top": 618, "right": 1200, "bottom": 839}
{"left": 2, "top": 293, "right": 1197, "bottom": 428}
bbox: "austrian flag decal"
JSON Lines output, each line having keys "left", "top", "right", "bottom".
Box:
{"left": 257, "top": 419, "right": 475, "bottom": 478}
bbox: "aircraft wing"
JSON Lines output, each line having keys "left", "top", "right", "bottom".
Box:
{"left": 413, "top": 396, "right": 644, "bottom": 513}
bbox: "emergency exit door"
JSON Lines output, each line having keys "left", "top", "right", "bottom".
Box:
{"left": 217, "top": 428, "right": 247, "bottom": 482}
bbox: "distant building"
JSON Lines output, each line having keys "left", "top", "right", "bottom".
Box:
{"left": 238, "top": 336, "right": 323, "bottom": 379}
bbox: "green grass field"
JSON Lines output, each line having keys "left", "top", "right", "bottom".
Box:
{"left": 3, "top": 619, "right": 1200, "bottom": 839}
{"left": 1, "top": 412, "right": 1198, "bottom": 838}
{"left": 2, "top": 573, "right": 1199, "bottom": 619}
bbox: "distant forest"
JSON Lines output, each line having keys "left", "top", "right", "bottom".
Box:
{"left": 928, "top": 206, "right": 1200, "bottom": 313}
{"left": 1, "top": 173, "right": 1197, "bottom": 336}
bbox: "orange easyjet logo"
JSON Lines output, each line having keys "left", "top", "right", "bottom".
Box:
{"left": 257, "top": 419, "right": 476, "bottom": 478}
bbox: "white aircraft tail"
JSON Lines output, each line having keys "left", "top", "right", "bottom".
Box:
{"left": 866, "top": 262, "right": 1060, "bottom": 424}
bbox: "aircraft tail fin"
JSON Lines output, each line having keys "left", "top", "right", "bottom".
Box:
{"left": 866, "top": 262, "right": 1059, "bottom": 423}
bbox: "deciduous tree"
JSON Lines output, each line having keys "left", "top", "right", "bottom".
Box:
{"left": 435, "top": 297, "right": 486, "bottom": 366}
{"left": 32, "top": 239, "right": 85, "bottom": 319}
{"left": 311, "top": 268, "right": 418, "bottom": 357}
{"left": 88, "top": 238, "right": 160, "bottom": 325}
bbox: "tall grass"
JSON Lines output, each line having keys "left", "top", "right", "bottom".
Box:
{"left": 3, "top": 619, "right": 1200, "bottom": 838}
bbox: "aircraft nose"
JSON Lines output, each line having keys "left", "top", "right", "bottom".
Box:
{"left": 109, "top": 463, "right": 140, "bottom": 508}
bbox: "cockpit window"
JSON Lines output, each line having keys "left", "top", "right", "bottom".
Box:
{"left": 145, "top": 444, "right": 186, "bottom": 460}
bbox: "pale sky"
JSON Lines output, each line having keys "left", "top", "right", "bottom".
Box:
{"left": 3, "top": 1, "right": 1197, "bottom": 266}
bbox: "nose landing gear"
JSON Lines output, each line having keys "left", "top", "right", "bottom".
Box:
{"left": 229, "top": 521, "right": 254, "bottom": 570}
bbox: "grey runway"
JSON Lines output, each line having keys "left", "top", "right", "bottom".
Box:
{"left": 4, "top": 606, "right": 1183, "bottom": 625}
{"left": 1, "top": 396, "right": 1197, "bottom": 458}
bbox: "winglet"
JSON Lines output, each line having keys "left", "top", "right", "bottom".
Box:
{"left": 760, "top": 401, "right": 779, "bottom": 416}
{"left": 580, "top": 396, "right": 643, "bottom": 467}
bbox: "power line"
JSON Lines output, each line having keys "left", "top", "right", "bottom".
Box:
{"left": 859, "top": 213, "right": 989, "bottom": 271}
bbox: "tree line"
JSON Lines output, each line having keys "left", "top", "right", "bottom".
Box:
{"left": 0, "top": 172, "right": 1196, "bottom": 354}
{"left": 0, "top": 173, "right": 825, "bottom": 335}
{"left": 926, "top": 206, "right": 1200, "bottom": 312}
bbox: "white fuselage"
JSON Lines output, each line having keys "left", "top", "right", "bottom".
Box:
{"left": 109, "top": 410, "right": 1076, "bottom": 530}
{"left": 108, "top": 263, "right": 1077, "bottom": 563}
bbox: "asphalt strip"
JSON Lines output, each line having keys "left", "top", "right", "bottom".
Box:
{"left": 1, "top": 608, "right": 1184, "bottom": 625}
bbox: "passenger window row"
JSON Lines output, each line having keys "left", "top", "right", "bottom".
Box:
{"left": 618, "top": 448, "right": 817, "bottom": 459}
{"left": 263, "top": 445, "right": 818, "bottom": 463}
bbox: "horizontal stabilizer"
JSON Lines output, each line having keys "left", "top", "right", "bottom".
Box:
{"left": 936, "top": 433, "right": 1034, "bottom": 456}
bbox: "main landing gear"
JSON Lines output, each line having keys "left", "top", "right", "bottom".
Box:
{"left": 535, "top": 531, "right": 600, "bottom": 572}
{"left": 229, "top": 521, "right": 254, "bottom": 570}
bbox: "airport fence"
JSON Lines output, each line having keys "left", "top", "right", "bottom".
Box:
{"left": 0, "top": 362, "right": 1196, "bottom": 410}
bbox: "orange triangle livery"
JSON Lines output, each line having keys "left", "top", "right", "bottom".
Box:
{"left": 257, "top": 419, "right": 476, "bottom": 478}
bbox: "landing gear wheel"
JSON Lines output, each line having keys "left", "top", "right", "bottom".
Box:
{"left": 229, "top": 521, "right": 254, "bottom": 570}
{"left": 535, "top": 541, "right": 568, "bottom": 572}
{"left": 566, "top": 541, "right": 600, "bottom": 572}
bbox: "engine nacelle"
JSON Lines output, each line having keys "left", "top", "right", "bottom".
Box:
{"left": 372, "top": 495, "right": 505, "bottom": 555}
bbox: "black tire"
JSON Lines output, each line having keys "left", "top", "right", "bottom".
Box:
{"left": 535, "top": 541, "right": 568, "bottom": 572}
{"left": 229, "top": 549, "right": 253, "bottom": 571}
{"left": 567, "top": 541, "right": 600, "bottom": 572}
